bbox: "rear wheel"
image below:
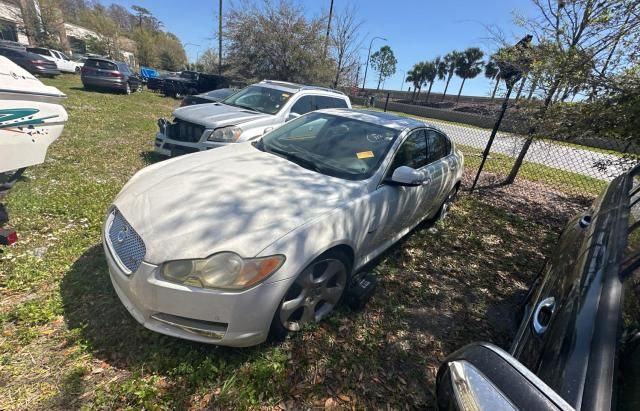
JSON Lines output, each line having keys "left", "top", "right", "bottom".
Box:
{"left": 269, "top": 250, "right": 350, "bottom": 341}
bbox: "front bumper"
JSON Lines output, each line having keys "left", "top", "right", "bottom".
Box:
{"left": 103, "top": 239, "right": 289, "bottom": 347}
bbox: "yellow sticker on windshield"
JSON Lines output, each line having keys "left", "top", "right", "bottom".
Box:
{"left": 356, "top": 151, "right": 374, "bottom": 159}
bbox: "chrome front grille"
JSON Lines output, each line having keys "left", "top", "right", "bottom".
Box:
{"left": 168, "top": 120, "right": 205, "bottom": 143}
{"left": 107, "top": 208, "right": 146, "bottom": 274}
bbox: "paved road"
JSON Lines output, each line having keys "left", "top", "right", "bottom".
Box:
{"left": 425, "top": 119, "right": 629, "bottom": 182}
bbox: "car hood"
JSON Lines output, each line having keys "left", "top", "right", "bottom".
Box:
{"left": 112, "top": 144, "right": 363, "bottom": 264}
{"left": 172, "top": 103, "right": 270, "bottom": 127}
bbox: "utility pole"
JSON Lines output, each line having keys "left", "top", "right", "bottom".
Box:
{"left": 323, "top": 0, "right": 334, "bottom": 58}
{"left": 362, "top": 36, "right": 386, "bottom": 90}
{"left": 218, "top": 0, "right": 223, "bottom": 75}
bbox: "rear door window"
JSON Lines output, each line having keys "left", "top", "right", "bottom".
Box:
{"left": 316, "top": 95, "right": 348, "bottom": 109}
{"left": 290, "top": 96, "right": 314, "bottom": 115}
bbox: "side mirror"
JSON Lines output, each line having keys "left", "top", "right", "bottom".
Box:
{"left": 387, "top": 166, "right": 423, "bottom": 186}
{"left": 436, "top": 343, "right": 573, "bottom": 411}
{"left": 287, "top": 112, "right": 301, "bottom": 122}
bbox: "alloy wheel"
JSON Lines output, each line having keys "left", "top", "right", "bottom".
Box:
{"left": 280, "top": 258, "right": 347, "bottom": 331}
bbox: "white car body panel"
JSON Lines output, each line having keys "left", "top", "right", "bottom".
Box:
{"left": 106, "top": 109, "right": 464, "bottom": 346}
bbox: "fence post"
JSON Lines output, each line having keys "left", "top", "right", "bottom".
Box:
{"left": 384, "top": 93, "right": 390, "bottom": 112}
{"left": 470, "top": 84, "right": 514, "bottom": 192}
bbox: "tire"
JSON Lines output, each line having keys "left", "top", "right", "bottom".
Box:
{"left": 124, "top": 83, "right": 131, "bottom": 95}
{"left": 137, "top": 83, "right": 143, "bottom": 92}
{"left": 269, "top": 249, "right": 351, "bottom": 341}
{"left": 437, "top": 184, "right": 459, "bottom": 221}
{"left": 75, "top": 66, "right": 81, "bottom": 74}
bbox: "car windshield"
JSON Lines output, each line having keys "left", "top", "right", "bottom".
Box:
{"left": 180, "top": 71, "right": 198, "bottom": 80}
{"left": 222, "top": 85, "right": 293, "bottom": 115}
{"left": 205, "top": 89, "right": 235, "bottom": 99}
{"left": 258, "top": 112, "right": 400, "bottom": 180}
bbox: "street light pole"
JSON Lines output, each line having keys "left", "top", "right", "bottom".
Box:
{"left": 398, "top": 68, "right": 406, "bottom": 91}
{"left": 362, "top": 36, "right": 386, "bottom": 90}
{"left": 184, "top": 43, "right": 201, "bottom": 67}
{"left": 218, "top": 0, "right": 223, "bottom": 75}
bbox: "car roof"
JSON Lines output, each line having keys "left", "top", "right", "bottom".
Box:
{"left": 257, "top": 80, "right": 346, "bottom": 97}
{"left": 317, "top": 108, "right": 436, "bottom": 131}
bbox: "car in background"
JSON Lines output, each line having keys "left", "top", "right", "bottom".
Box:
{"left": 104, "top": 109, "right": 464, "bottom": 347}
{"left": 139, "top": 66, "right": 160, "bottom": 85}
{"left": 80, "top": 57, "right": 142, "bottom": 94}
{"left": 161, "top": 71, "right": 230, "bottom": 98}
{"left": 155, "top": 80, "right": 352, "bottom": 156}
{"left": 26, "top": 47, "right": 82, "bottom": 73}
{"left": 0, "top": 46, "right": 59, "bottom": 77}
{"left": 180, "top": 88, "right": 237, "bottom": 106}
{"left": 436, "top": 164, "right": 640, "bottom": 411}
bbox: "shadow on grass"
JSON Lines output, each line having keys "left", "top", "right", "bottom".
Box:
{"left": 140, "top": 150, "right": 168, "bottom": 166}
{"left": 59, "top": 244, "right": 268, "bottom": 407}
{"left": 56, "top": 189, "right": 576, "bottom": 409}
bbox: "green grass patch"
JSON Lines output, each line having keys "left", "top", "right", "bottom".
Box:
{"left": 459, "top": 144, "right": 607, "bottom": 197}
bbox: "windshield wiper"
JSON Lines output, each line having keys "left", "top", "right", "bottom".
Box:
{"left": 267, "top": 146, "right": 322, "bottom": 173}
{"left": 227, "top": 102, "right": 261, "bottom": 113}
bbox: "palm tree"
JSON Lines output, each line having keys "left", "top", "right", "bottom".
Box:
{"left": 441, "top": 51, "right": 462, "bottom": 101}
{"left": 484, "top": 58, "right": 501, "bottom": 101}
{"left": 420, "top": 60, "right": 437, "bottom": 103}
{"left": 454, "top": 47, "right": 485, "bottom": 104}
{"left": 405, "top": 63, "right": 423, "bottom": 102}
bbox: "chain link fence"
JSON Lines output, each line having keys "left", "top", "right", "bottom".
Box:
{"left": 350, "top": 94, "right": 638, "bottom": 198}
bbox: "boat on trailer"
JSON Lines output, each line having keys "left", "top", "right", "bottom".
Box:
{"left": 0, "top": 56, "right": 68, "bottom": 244}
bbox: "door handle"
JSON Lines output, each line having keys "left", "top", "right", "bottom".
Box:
{"left": 532, "top": 297, "right": 556, "bottom": 334}
{"left": 422, "top": 178, "right": 432, "bottom": 186}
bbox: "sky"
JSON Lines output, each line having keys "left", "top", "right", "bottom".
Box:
{"left": 103, "top": 0, "right": 539, "bottom": 97}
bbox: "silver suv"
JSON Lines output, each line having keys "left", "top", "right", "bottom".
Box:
{"left": 154, "top": 80, "right": 351, "bottom": 156}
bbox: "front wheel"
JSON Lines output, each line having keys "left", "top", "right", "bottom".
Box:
{"left": 124, "top": 83, "right": 131, "bottom": 95}
{"left": 269, "top": 250, "right": 350, "bottom": 341}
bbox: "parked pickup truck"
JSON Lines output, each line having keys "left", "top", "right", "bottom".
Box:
{"left": 162, "top": 71, "right": 230, "bottom": 98}
{"left": 154, "top": 80, "right": 352, "bottom": 156}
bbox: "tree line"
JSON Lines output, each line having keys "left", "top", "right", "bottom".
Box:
{"left": 9, "top": 0, "right": 187, "bottom": 71}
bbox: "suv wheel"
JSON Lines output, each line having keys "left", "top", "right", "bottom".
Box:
{"left": 124, "top": 83, "right": 131, "bottom": 95}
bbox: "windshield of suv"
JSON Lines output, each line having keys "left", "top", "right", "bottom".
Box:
{"left": 257, "top": 112, "right": 400, "bottom": 180}
{"left": 222, "top": 85, "right": 294, "bottom": 115}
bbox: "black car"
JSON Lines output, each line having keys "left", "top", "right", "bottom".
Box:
{"left": 179, "top": 88, "right": 237, "bottom": 106}
{"left": 437, "top": 164, "right": 640, "bottom": 410}
{"left": 0, "top": 46, "right": 59, "bottom": 77}
{"left": 80, "top": 57, "right": 142, "bottom": 94}
{"left": 162, "top": 71, "right": 230, "bottom": 97}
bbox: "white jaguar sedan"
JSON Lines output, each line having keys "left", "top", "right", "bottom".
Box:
{"left": 103, "top": 109, "right": 463, "bottom": 347}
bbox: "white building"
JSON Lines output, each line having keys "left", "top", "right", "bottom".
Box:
{"left": 0, "top": 1, "right": 136, "bottom": 66}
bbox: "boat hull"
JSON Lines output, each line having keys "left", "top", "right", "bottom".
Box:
{"left": 0, "top": 56, "right": 68, "bottom": 174}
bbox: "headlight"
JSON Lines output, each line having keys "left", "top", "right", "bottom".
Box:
{"left": 205, "top": 126, "right": 242, "bottom": 143}
{"left": 160, "top": 252, "right": 285, "bottom": 290}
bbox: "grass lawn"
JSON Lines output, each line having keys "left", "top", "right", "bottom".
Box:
{"left": 0, "top": 75, "right": 590, "bottom": 410}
